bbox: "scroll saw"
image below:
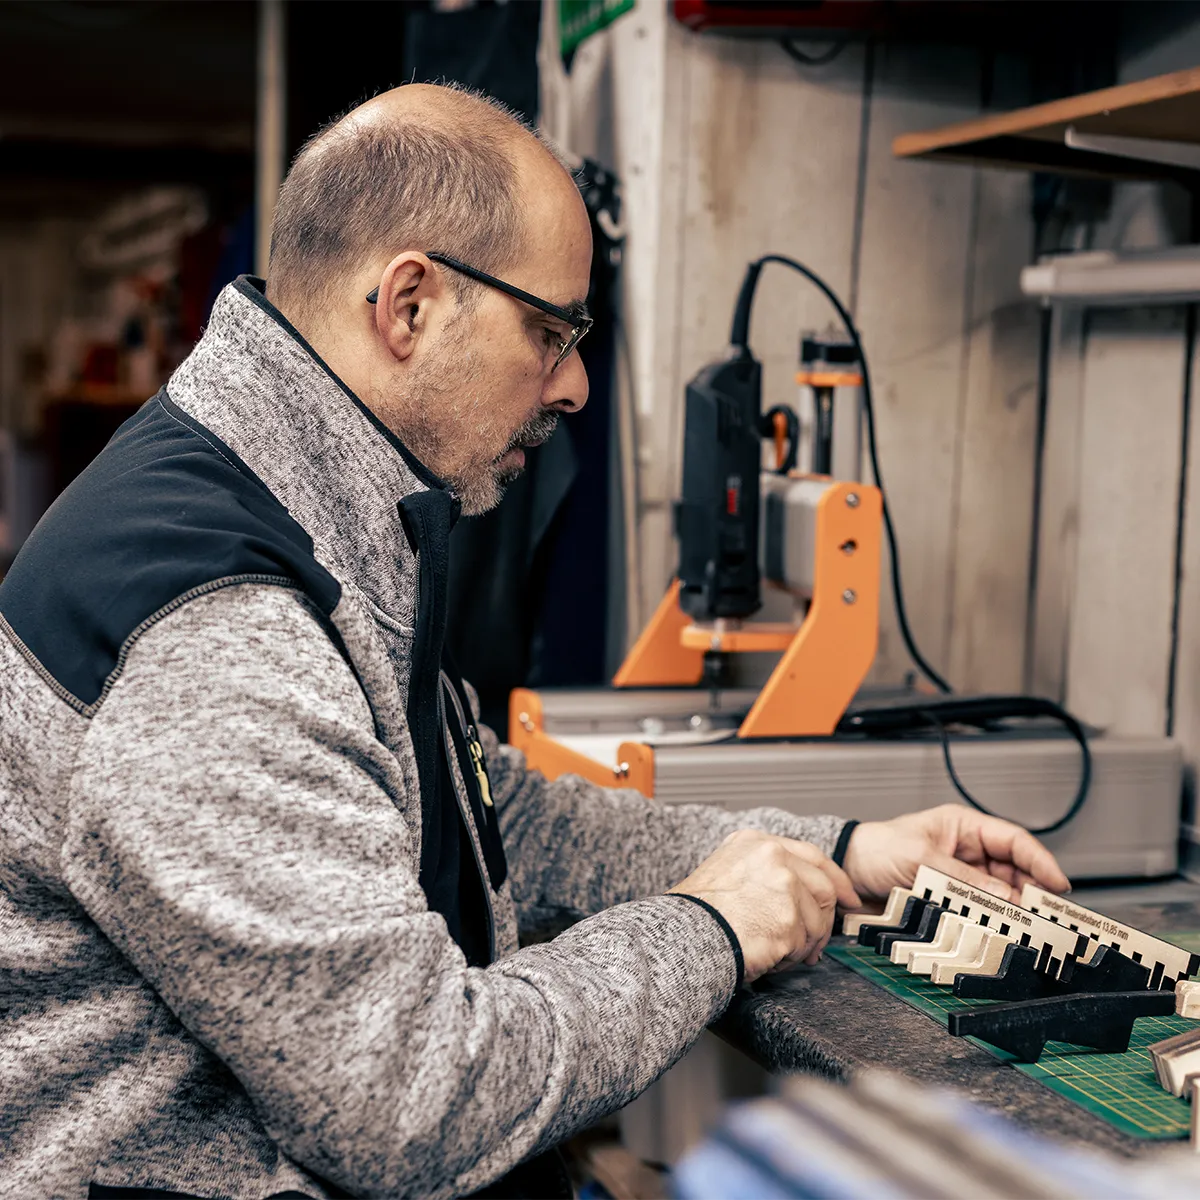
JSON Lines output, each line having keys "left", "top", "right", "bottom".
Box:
{"left": 510, "top": 255, "right": 1181, "bottom": 881}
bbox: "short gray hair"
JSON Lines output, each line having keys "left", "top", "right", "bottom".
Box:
{"left": 267, "top": 88, "right": 532, "bottom": 320}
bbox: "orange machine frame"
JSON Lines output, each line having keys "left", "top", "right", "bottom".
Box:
{"left": 510, "top": 477, "right": 883, "bottom": 794}
{"left": 509, "top": 686, "right": 656, "bottom": 795}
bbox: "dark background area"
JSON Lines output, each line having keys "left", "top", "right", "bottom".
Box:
{"left": 3, "top": 0, "right": 1200, "bottom": 732}
{"left": 0, "top": 0, "right": 611, "bottom": 735}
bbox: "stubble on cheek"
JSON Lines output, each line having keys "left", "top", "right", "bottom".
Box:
{"left": 371, "top": 330, "right": 556, "bottom": 515}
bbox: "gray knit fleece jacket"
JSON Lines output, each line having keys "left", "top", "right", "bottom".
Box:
{"left": 0, "top": 277, "right": 846, "bottom": 1199}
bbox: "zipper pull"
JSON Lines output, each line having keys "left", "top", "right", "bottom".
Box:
{"left": 469, "top": 735, "right": 493, "bottom": 807}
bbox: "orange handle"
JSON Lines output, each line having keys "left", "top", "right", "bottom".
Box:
{"left": 773, "top": 410, "right": 789, "bottom": 472}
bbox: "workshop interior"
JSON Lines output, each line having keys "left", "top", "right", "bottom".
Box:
{"left": 14, "top": 0, "right": 1200, "bottom": 1194}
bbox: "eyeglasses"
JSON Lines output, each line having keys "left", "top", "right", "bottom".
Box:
{"left": 366, "top": 252, "right": 592, "bottom": 372}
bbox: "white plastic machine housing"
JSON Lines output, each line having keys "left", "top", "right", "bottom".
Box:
{"left": 526, "top": 686, "right": 1182, "bottom": 882}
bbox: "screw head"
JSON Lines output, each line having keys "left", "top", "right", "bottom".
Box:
{"left": 842, "top": 588, "right": 857, "bottom": 604}
{"left": 846, "top": 492, "right": 860, "bottom": 508}
{"left": 614, "top": 762, "right": 630, "bottom": 779}
{"left": 518, "top": 711, "right": 535, "bottom": 732}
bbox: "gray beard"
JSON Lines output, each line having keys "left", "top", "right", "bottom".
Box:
{"left": 451, "top": 407, "right": 559, "bottom": 516}
{"left": 367, "top": 320, "right": 560, "bottom": 517}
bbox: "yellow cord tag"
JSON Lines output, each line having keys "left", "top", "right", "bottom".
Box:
{"left": 469, "top": 738, "right": 493, "bottom": 807}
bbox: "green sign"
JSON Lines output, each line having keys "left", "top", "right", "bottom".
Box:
{"left": 559, "top": 0, "right": 635, "bottom": 57}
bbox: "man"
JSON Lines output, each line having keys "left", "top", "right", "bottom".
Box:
{"left": 0, "top": 85, "right": 1068, "bottom": 1199}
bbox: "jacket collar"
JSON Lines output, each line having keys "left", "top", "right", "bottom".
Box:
{"left": 167, "top": 276, "right": 452, "bottom": 625}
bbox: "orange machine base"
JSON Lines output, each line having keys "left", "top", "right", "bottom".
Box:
{"left": 509, "top": 687, "right": 656, "bottom": 796}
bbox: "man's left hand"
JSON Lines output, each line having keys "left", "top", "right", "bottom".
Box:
{"left": 840, "top": 804, "right": 1070, "bottom": 905}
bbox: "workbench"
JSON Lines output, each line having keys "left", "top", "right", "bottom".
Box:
{"left": 714, "top": 878, "right": 1200, "bottom": 1158}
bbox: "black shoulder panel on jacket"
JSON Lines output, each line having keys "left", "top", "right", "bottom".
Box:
{"left": 0, "top": 391, "right": 341, "bottom": 708}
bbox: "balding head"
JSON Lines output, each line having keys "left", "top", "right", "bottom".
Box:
{"left": 267, "top": 83, "right": 572, "bottom": 326}
{"left": 265, "top": 83, "right": 592, "bottom": 516}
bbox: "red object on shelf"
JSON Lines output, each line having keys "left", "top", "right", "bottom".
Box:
{"left": 676, "top": 0, "right": 1012, "bottom": 37}
{"left": 80, "top": 344, "right": 120, "bottom": 387}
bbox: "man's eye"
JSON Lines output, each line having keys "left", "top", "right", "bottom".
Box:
{"left": 541, "top": 326, "right": 562, "bottom": 349}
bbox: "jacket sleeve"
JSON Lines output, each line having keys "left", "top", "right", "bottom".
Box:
{"left": 62, "top": 584, "right": 741, "bottom": 1200}
{"left": 477, "top": 717, "right": 848, "bottom": 930}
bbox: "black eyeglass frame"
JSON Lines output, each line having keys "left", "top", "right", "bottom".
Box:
{"left": 366, "top": 252, "right": 592, "bottom": 371}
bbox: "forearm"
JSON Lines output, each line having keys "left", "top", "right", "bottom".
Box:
{"left": 76, "top": 848, "right": 735, "bottom": 1196}
{"left": 483, "top": 729, "right": 848, "bottom": 920}
{"left": 66, "top": 589, "right": 739, "bottom": 1197}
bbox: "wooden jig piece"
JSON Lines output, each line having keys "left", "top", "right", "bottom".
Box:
{"left": 910, "top": 921, "right": 994, "bottom": 978}
{"left": 951, "top": 990, "right": 1175, "bottom": 1063}
{"left": 842, "top": 887, "right": 912, "bottom": 938}
{"left": 911, "top": 866, "right": 1088, "bottom": 985}
{"left": 1148, "top": 1026, "right": 1200, "bottom": 1095}
{"left": 891, "top": 912, "right": 971, "bottom": 968}
{"left": 1178, "top": 980, "right": 1200, "bottom": 1018}
{"left": 1021, "top": 884, "right": 1200, "bottom": 991}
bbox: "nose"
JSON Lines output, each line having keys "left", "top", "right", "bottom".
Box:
{"left": 546, "top": 348, "right": 588, "bottom": 414}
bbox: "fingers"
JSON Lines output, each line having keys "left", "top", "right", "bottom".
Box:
{"left": 785, "top": 860, "right": 839, "bottom": 967}
{"left": 966, "top": 813, "right": 1071, "bottom": 894}
{"left": 676, "top": 831, "right": 858, "bottom": 980}
{"left": 799, "top": 861, "right": 839, "bottom": 941}
{"left": 922, "top": 848, "right": 1020, "bottom": 903}
{"left": 778, "top": 838, "right": 862, "bottom": 909}
{"left": 765, "top": 858, "right": 841, "bottom": 973}
{"left": 983, "top": 859, "right": 1017, "bottom": 886}
{"left": 924, "top": 805, "right": 1071, "bottom": 896}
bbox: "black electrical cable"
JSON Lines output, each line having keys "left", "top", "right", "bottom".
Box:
{"left": 919, "top": 706, "right": 1091, "bottom": 837}
{"left": 779, "top": 37, "right": 850, "bottom": 67}
{"left": 730, "top": 254, "right": 953, "bottom": 694}
{"left": 731, "top": 256, "right": 1093, "bottom": 833}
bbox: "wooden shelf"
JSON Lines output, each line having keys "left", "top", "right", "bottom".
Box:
{"left": 893, "top": 67, "right": 1200, "bottom": 181}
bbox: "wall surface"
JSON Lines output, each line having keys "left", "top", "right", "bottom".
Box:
{"left": 1029, "top": 18, "right": 1200, "bottom": 848}
{"left": 544, "top": 0, "right": 1200, "bottom": 1161}
{"left": 541, "top": 6, "right": 1200, "bottom": 839}
{"left": 543, "top": 2, "right": 1043, "bottom": 695}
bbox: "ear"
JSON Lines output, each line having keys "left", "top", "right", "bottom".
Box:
{"left": 371, "top": 252, "right": 447, "bottom": 363}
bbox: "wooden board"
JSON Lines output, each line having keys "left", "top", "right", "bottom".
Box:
{"left": 671, "top": 34, "right": 869, "bottom": 513}
{"left": 616, "top": 8, "right": 693, "bottom": 631}
{"left": 893, "top": 66, "right": 1200, "bottom": 178}
{"left": 539, "top": 0, "right": 684, "bottom": 643}
{"left": 945, "top": 166, "right": 1039, "bottom": 693}
{"left": 854, "top": 43, "right": 980, "bottom": 683}
{"left": 1064, "top": 307, "right": 1187, "bottom": 735}
{"left": 674, "top": 35, "right": 868, "bottom": 352}
{"left": 549, "top": 15, "right": 1049, "bottom": 699}
{"left": 1027, "top": 306, "right": 1088, "bottom": 701}
{"left": 1170, "top": 314, "right": 1200, "bottom": 755}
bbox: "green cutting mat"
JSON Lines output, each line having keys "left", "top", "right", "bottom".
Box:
{"left": 827, "top": 934, "right": 1200, "bottom": 1140}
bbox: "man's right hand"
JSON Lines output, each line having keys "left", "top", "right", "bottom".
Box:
{"left": 668, "top": 829, "right": 861, "bottom": 983}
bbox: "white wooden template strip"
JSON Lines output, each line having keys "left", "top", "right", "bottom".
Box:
{"left": 912, "top": 865, "right": 1087, "bottom": 980}
{"left": 1021, "top": 884, "right": 1199, "bottom": 989}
